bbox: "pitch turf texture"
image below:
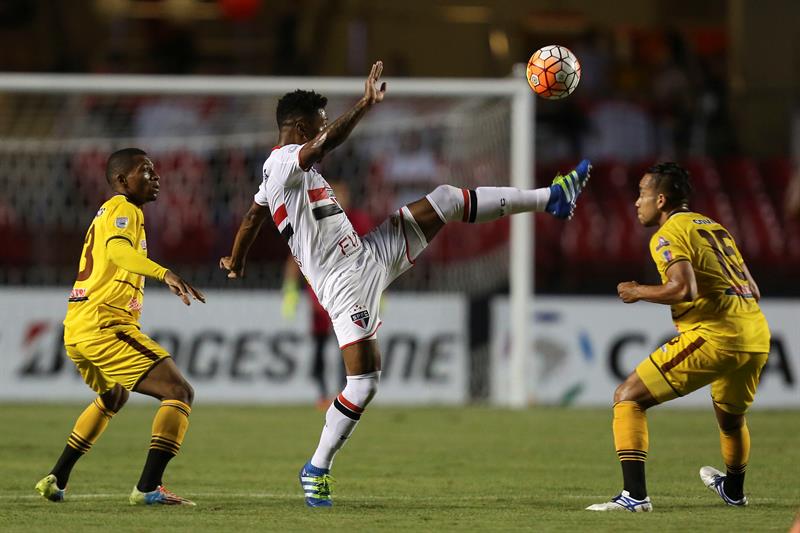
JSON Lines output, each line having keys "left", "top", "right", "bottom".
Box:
{"left": 1, "top": 405, "right": 797, "bottom": 532}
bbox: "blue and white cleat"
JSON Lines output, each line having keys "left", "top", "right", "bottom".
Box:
{"left": 546, "top": 159, "right": 592, "bottom": 220}
{"left": 35, "top": 474, "right": 65, "bottom": 502}
{"left": 700, "top": 466, "right": 748, "bottom": 507}
{"left": 129, "top": 485, "right": 196, "bottom": 506}
{"left": 299, "top": 461, "right": 334, "bottom": 508}
{"left": 586, "top": 490, "right": 653, "bottom": 512}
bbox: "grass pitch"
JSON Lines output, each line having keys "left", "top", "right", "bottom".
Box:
{"left": 0, "top": 404, "right": 797, "bottom": 532}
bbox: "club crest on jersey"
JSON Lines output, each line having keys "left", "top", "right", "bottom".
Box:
{"left": 115, "top": 216, "right": 129, "bottom": 229}
{"left": 350, "top": 305, "right": 370, "bottom": 330}
{"left": 655, "top": 236, "right": 670, "bottom": 251}
{"left": 128, "top": 297, "right": 143, "bottom": 312}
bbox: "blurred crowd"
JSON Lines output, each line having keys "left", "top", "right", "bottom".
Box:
{"left": 1, "top": 1, "right": 799, "bottom": 295}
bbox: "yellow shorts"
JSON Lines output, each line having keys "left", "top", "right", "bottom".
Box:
{"left": 65, "top": 327, "right": 170, "bottom": 394}
{"left": 635, "top": 330, "right": 768, "bottom": 414}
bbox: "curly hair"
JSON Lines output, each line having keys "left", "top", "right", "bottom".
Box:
{"left": 646, "top": 162, "right": 693, "bottom": 208}
{"left": 276, "top": 89, "right": 328, "bottom": 127}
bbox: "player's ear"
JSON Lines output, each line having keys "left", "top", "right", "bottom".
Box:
{"left": 656, "top": 193, "right": 667, "bottom": 210}
{"left": 296, "top": 119, "right": 310, "bottom": 140}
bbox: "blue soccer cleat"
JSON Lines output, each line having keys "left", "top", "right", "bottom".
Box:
{"left": 700, "top": 466, "right": 748, "bottom": 507}
{"left": 299, "top": 461, "right": 334, "bottom": 508}
{"left": 585, "top": 490, "right": 653, "bottom": 512}
{"left": 35, "top": 474, "right": 65, "bottom": 502}
{"left": 546, "top": 159, "right": 592, "bottom": 220}
{"left": 129, "top": 485, "right": 196, "bottom": 506}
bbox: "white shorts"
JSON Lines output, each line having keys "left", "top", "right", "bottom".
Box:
{"left": 329, "top": 206, "right": 428, "bottom": 348}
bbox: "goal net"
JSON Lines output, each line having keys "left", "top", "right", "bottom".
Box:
{"left": 0, "top": 73, "right": 534, "bottom": 405}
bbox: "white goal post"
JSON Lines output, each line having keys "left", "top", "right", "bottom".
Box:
{"left": 0, "top": 71, "right": 535, "bottom": 407}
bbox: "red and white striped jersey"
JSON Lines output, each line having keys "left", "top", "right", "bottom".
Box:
{"left": 254, "top": 144, "right": 363, "bottom": 312}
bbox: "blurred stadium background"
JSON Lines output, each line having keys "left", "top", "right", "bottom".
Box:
{"left": 0, "top": 2, "right": 798, "bottom": 408}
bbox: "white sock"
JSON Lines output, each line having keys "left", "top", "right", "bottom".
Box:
{"left": 426, "top": 184, "right": 550, "bottom": 224}
{"left": 310, "top": 371, "right": 380, "bottom": 470}
{"left": 473, "top": 187, "right": 551, "bottom": 222}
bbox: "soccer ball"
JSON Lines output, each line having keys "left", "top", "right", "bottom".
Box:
{"left": 526, "top": 45, "right": 581, "bottom": 100}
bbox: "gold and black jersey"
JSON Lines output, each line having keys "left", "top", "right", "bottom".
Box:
{"left": 63, "top": 195, "right": 155, "bottom": 344}
{"left": 648, "top": 212, "right": 770, "bottom": 352}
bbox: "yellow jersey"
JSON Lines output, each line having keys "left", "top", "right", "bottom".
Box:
{"left": 648, "top": 211, "right": 770, "bottom": 352}
{"left": 63, "top": 195, "right": 155, "bottom": 344}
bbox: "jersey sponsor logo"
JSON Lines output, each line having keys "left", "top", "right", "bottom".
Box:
{"left": 115, "top": 216, "right": 129, "bottom": 229}
{"left": 68, "top": 288, "right": 88, "bottom": 302}
{"left": 337, "top": 231, "right": 361, "bottom": 257}
{"left": 692, "top": 218, "right": 713, "bottom": 225}
{"left": 350, "top": 305, "right": 371, "bottom": 330}
{"left": 655, "top": 236, "right": 670, "bottom": 251}
{"left": 725, "top": 286, "right": 754, "bottom": 298}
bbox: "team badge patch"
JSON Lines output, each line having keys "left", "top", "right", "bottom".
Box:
{"left": 662, "top": 249, "right": 673, "bottom": 263}
{"left": 115, "top": 216, "right": 129, "bottom": 229}
{"left": 655, "top": 236, "right": 670, "bottom": 251}
{"left": 128, "top": 297, "right": 143, "bottom": 312}
{"left": 350, "top": 304, "right": 371, "bottom": 330}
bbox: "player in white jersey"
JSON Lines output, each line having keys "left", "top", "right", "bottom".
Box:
{"left": 220, "top": 61, "right": 592, "bottom": 507}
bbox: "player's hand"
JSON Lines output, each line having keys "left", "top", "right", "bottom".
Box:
{"left": 219, "top": 256, "right": 244, "bottom": 279}
{"left": 164, "top": 270, "right": 206, "bottom": 305}
{"left": 363, "top": 60, "right": 386, "bottom": 106}
{"left": 617, "top": 281, "right": 641, "bottom": 304}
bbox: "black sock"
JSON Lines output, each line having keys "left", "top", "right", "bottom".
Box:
{"left": 137, "top": 449, "right": 175, "bottom": 492}
{"left": 620, "top": 460, "right": 647, "bottom": 500}
{"left": 723, "top": 471, "right": 745, "bottom": 500}
{"left": 50, "top": 445, "right": 84, "bottom": 489}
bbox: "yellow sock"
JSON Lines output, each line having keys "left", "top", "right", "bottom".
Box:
{"left": 67, "top": 398, "right": 115, "bottom": 453}
{"left": 720, "top": 421, "right": 750, "bottom": 474}
{"left": 613, "top": 401, "right": 649, "bottom": 462}
{"left": 150, "top": 400, "right": 191, "bottom": 456}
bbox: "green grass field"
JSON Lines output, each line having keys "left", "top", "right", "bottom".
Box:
{"left": 0, "top": 404, "right": 797, "bottom": 532}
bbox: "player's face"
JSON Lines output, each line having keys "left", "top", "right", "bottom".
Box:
{"left": 125, "top": 156, "right": 160, "bottom": 205}
{"left": 635, "top": 175, "right": 662, "bottom": 227}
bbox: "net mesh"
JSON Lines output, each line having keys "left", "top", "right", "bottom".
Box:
{"left": 0, "top": 90, "right": 514, "bottom": 293}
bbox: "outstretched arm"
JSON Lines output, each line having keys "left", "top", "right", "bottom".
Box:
{"left": 107, "top": 239, "right": 205, "bottom": 305}
{"left": 617, "top": 260, "right": 698, "bottom": 305}
{"left": 220, "top": 201, "right": 270, "bottom": 279}
{"left": 298, "top": 60, "right": 386, "bottom": 170}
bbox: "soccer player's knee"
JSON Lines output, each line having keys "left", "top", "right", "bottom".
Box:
{"left": 342, "top": 371, "right": 380, "bottom": 410}
{"left": 426, "top": 184, "right": 463, "bottom": 223}
{"left": 716, "top": 410, "right": 745, "bottom": 432}
{"left": 613, "top": 383, "right": 628, "bottom": 404}
{"left": 613, "top": 381, "right": 640, "bottom": 404}
{"left": 102, "top": 385, "right": 129, "bottom": 413}
{"left": 165, "top": 379, "right": 194, "bottom": 406}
